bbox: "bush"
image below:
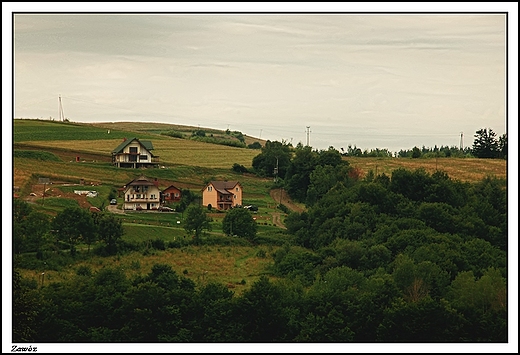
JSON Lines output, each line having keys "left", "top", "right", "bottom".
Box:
{"left": 76, "top": 265, "right": 93, "bottom": 276}
{"left": 278, "top": 204, "right": 290, "bottom": 214}
{"left": 162, "top": 130, "right": 184, "bottom": 139}
{"left": 130, "top": 260, "right": 141, "bottom": 270}
{"left": 232, "top": 163, "right": 249, "bottom": 174}
{"left": 150, "top": 238, "right": 166, "bottom": 251}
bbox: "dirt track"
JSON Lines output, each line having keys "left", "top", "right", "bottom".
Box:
{"left": 269, "top": 188, "right": 305, "bottom": 213}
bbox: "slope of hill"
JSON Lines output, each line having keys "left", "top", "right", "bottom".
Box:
{"left": 13, "top": 119, "right": 265, "bottom": 191}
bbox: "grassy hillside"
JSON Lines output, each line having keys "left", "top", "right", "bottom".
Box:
{"left": 346, "top": 156, "right": 506, "bottom": 183}
{"left": 12, "top": 118, "right": 508, "bottom": 296}
{"left": 13, "top": 119, "right": 263, "bottom": 189}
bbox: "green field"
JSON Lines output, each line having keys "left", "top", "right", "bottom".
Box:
{"left": 12, "top": 118, "right": 507, "bottom": 293}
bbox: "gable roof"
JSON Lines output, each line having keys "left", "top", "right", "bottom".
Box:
{"left": 112, "top": 138, "right": 155, "bottom": 154}
{"left": 207, "top": 181, "right": 241, "bottom": 195}
{"left": 125, "top": 175, "right": 157, "bottom": 187}
{"left": 163, "top": 185, "right": 181, "bottom": 192}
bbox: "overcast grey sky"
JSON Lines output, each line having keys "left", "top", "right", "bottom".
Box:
{"left": 3, "top": 4, "right": 519, "bottom": 354}
{"left": 9, "top": 6, "right": 513, "bottom": 152}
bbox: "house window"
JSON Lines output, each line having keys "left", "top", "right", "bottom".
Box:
{"left": 150, "top": 194, "right": 156, "bottom": 199}
{"left": 236, "top": 187, "right": 239, "bottom": 192}
{"left": 139, "top": 155, "right": 148, "bottom": 161}
{"left": 174, "top": 193, "right": 179, "bottom": 197}
{"left": 129, "top": 147, "right": 138, "bottom": 154}
{"left": 208, "top": 186, "right": 212, "bottom": 192}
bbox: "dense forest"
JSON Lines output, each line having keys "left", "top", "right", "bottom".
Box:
{"left": 13, "top": 152, "right": 507, "bottom": 342}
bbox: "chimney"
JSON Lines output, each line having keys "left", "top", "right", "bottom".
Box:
{"left": 123, "top": 137, "right": 127, "bottom": 142}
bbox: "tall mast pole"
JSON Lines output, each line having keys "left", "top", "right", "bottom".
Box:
{"left": 59, "top": 95, "right": 65, "bottom": 121}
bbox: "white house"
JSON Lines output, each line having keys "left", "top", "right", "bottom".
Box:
{"left": 123, "top": 176, "right": 161, "bottom": 211}
{"left": 112, "top": 137, "right": 159, "bottom": 169}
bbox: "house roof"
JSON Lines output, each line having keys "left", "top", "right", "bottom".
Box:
{"left": 207, "top": 181, "right": 241, "bottom": 195}
{"left": 163, "top": 185, "right": 181, "bottom": 192}
{"left": 112, "top": 138, "right": 155, "bottom": 154}
{"left": 125, "top": 176, "right": 157, "bottom": 187}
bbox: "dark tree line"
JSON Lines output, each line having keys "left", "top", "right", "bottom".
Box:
{"left": 472, "top": 128, "right": 507, "bottom": 159}
{"left": 13, "top": 200, "right": 124, "bottom": 257}
{"left": 13, "top": 167, "right": 507, "bottom": 343}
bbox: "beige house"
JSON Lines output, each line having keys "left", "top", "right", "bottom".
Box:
{"left": 202, "top": 181, "right": 243, "bottom": 211}
{"left": 112, "top": 137, "right": 159, "bottom": 168}
{"left": 123, "top": 176, "right": 161, "bottom": 211}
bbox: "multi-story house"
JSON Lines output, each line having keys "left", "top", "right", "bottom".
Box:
{"left": 202, "top": 181, "right": 243, "bottom": 211}
{"left": 123, "top": 176, "right": 161, "bottom": 210}
{"left": 112, "top": 137, "right": 159, "bottom": 168}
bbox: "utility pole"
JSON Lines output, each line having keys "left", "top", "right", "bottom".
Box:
{"left": 459, "top": 132, "right": 464, "bottom": 151}
{"left": 306, "top": 126, "right": 311, "bottom": 146}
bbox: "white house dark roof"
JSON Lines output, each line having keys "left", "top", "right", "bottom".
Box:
{"left": 125, "top": 176, "right": 157, "bottom": 187}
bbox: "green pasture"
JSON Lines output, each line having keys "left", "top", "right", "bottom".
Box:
{"left": 14, "top": 119, "right": 161, "bottom": 142}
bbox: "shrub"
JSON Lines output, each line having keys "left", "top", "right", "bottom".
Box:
{"left": 76, "top": 265, "right": 93, "bottom": 276}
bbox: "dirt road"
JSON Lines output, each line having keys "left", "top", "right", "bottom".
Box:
{"left": 269, "top": 188, "right": 305, "bottom": 213}
{"left": 106, "top": 204, "right": 126, "bottom": 214}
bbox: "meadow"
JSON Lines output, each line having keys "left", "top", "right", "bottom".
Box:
{"left": 346, "top": 156, "right": 507, "bottom": 183}
{"left": 17, "top": 245, "right": 279, "bottom": 296}
{"left": 13, "top": 118, "right": 507, "bottom": 294}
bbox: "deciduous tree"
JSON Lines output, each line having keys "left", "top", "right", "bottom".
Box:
{"left": 52, "top": 207, "right": 95, "bottom": 255}
{"left": 184, "top": 205, "right": 212, "bottom": 243}
{"left": 222, "top": 207, "right": 257, "bottom": 240}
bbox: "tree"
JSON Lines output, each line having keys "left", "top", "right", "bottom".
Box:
{"left": 497, "top": 133, "right": 507, "bottom": 159}
{"left": 14, "top": 199, "right": 34, "bottom": 253}
{"left": 247, "top": 141, "right": 262, "bottom": 149}
{"left": 184, "top": 205, "right": 212, "bottom": 242}
{"left": 411, "top": 146, "right": 422, "bottom": 158}
{"left": 23, "top": 211, "right": 51, "bottom": 255}
{"left": 108, "top": 188, "right": 117, "bottom": 201}
{"left": 97, "top": 213, "right": 124, "bottom": 255}
{"left": 251, "top": 140, "right": 292, "bottom": 178}
{"left": 13, "top": 269, "right": 40, "bottom": 342}
{"left": 285, "top": 144, "right": 318, "bottom": 201}
{"left": 472, "top": 128, "right": 499, "bottom": 158}
{"left": 52, "top": 207, "right": 96, "bottom": 255}
{"left": 222, "top": 207, "right": 257, "bottom": 240}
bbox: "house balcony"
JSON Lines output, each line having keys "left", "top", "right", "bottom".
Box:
{"left": 126, "top": 197, "right": 160, "bottom": 203}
